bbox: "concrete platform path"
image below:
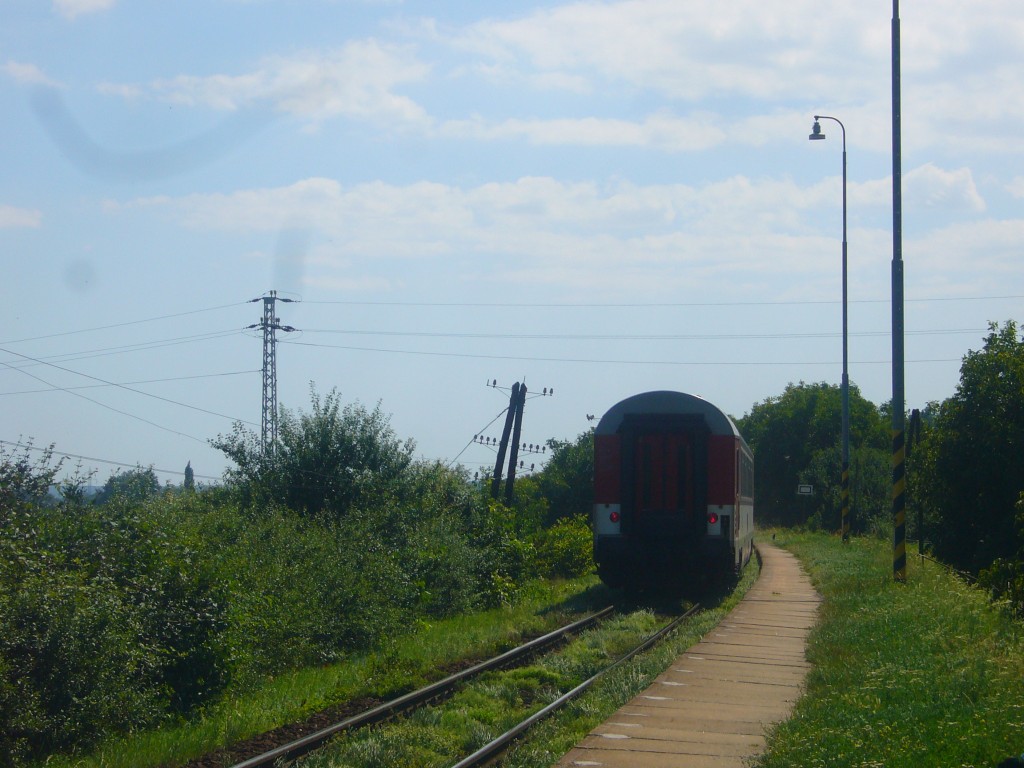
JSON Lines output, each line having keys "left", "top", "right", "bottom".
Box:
{"left": 555, "top": 542, "right": 821, "bottom": 767}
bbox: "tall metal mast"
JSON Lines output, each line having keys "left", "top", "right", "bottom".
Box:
{"left": 249, "top": 291, "right": 295, "bottom": 457}
{"left": 891, "top": 0, "right": 907, "bottom": 582}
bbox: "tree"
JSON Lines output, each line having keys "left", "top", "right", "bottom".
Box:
{"left": 94, "top": 466, "right": 160, "bottom": 505}
{"left": 212, "top": 385, "right": 415, "bottom": 519}
{"left": 737, "top": 382, "right": 888, "bottom": 528}
{"left": 183, "top": 461, "right": 194, "bottom": 492}
{"left": 534, "top": 430, "right": 594, "bottom": 524}
{"left": 0, "top": 441, "right": 63, "bottom": 505}
{"left": 918, "top": 321, "right": 1024, "bottom": 574}
{"left": 978, "top": 493, "right": 1024, "bottom": 616}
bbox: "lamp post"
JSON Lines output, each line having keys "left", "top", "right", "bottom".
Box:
{"left": 809, "top": 115, "right": 850, "bottom": 542}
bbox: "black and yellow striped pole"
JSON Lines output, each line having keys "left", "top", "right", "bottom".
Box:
{"left": 891, "top": 0, "right": 907, "bottom": 583}
{"left": 892, "top": 426, "right": 906, "bottom": 580}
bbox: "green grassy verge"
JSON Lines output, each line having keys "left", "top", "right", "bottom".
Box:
{"left": 757, "top": 530, "right": 1024, "bottom": 768}
{"left": 39, "top": 576, "right": 607, "bottom": 768}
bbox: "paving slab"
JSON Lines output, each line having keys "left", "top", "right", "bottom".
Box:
{"left": 555, "top": 542, "right": 821, "bottom": 768}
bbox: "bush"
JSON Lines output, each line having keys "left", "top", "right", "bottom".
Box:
{"left": 0, "top": 495, "right": 225, "bottom": 763}
{"left": 978, "top": 493, "right": 1024, "bottom": 617}
{"left": 529, "top": 516, "right": 594, "bottom": 579}
{"left": 211, "top": 387, "right": 415, "bottom": 520}
{"left": 0, "top": 426, "right": 600, "bottom": 764}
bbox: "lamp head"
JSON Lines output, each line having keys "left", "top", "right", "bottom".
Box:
{"left": 809, "top": 120, "right": 826, "bottom": 141}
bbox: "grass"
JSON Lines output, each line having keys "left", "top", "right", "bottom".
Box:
{"left": 301, "top": 560, "right": 762, "bottom": 767}
{"left": 501, "top": 561, "right": 762, "bottom": 768}
{"left": 756, "top": 530, "right": 1024, "bottom": 768}
{"left": 301, "top": 533, "right": 1024, "bottom": 768}
{"left": 45, "top": 531, "right": 1020, "bottom": 768}
{"left": 39, "top": 576, "right": 608, "bottom": 768}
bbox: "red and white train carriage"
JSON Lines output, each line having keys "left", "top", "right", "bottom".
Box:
{"left": 592, "top": 391, "right": 754, "bottom": 591}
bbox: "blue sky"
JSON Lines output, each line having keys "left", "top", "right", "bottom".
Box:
{"left": 2, "top": 0, "right": 1022, "bottom": 485}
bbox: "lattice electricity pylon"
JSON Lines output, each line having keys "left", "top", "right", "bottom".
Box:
{"left": 247, "top": 291, "right": 296, "bottom": 456}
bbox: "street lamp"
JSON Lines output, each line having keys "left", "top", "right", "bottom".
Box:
{"left": 809, "top": 114, "right": 850, "bottom": 542}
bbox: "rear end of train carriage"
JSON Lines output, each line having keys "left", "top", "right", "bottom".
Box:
{"left": 592, "top": 391, "right": 755, "bottom": 591}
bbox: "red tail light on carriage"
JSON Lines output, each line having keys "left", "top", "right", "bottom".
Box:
{"left": 609, "top": 510, "right": 621, "bottom": 523}
{"left": 707, "top": 512, "right": 719, "bottom": 525}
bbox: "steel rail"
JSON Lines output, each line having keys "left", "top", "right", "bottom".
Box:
{"left": 449, "top": 603, "right": 702, "bottom": 768}
{"left": 228, "top": 606, "right": 614, "bottom": 768}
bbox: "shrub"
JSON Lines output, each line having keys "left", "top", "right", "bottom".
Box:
{"left": 978, "top": 493, "right": 1024, "bottom": 617}
{"left": 0, "top": 495, "right": 226, "bottom": 763}
{"left": 530, "top": 516, "right": 594, "bottom": 579}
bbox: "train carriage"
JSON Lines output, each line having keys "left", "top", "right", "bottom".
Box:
{"left": 592, "top": 391, "right": 754, "bottom": 591}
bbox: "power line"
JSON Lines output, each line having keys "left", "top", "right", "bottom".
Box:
{"left": 299, "top": 327, "right": 986, "bottom": 342}
{"left": 0, "top": 302, "right": 248, "bottom": 345}
{"left": 0, "top": 346, "right": 258, "bottom": 427}
{"left": 1, "top": 360, "right": 208, "bottom": 444}
{"left": 299, "top": 294, "right": 1024, "bottom": 308}
{"left": 0, "top": 329, "right": 244, "bottom": 370}
{"left": 0, "top": 294, "right": 1013, "bottom": 350}
{"left": 282, "top": 339, "right": 963, "bottom": 367}
{"left": 0, "top": 439, "right": 222, "bottom": 481}
{"left": 447, "top": 407, "right": 512, "bottom": 467}
{"left": 0, "top": 369, "right": 259, "bottom": 397}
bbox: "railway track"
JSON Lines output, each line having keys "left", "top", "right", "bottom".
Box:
{"left": 451, "top": 603, "right": 702, "bottom": 768}
{"left": 222, "top": 606, "right": 615, "bottom": 768}
{"left": 205, "top": 601, "right": 707, "bottom": 768}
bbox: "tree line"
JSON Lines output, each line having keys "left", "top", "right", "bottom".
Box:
{"left": 737, "top": 320, "right": 1024, "bottom": 614}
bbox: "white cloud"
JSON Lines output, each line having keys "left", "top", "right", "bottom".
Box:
{"left": 433, "top": 0, "right": 1024, "bottom": 157}
{"left": 109, "top": 41, "right": 430, "bottom": 128}
{"left": 53, "top": 0, "right": 116, "bottom": 20}
{"left": 833, "top": 164, "right": 986, "bottom": 216}
{"left": 115, "top": 169, "right": 1024, "bottom": 303}
{"left": 96, "top": 82, "right": 143, "bottom": 100}
{"left": 0, "top": 204, "right": 42, "bottom": 229}
{"left": 118, "top": 174, "right": 868, "bottom": 299}
{"left": 2, "top": 60, "right": 62, "bottom": 88}
{"left": 1009, "top": 178, "right": 1024, "bottom": 199}
{"left": 910, "top": 219, "right": 1024, "bottom": 286}
{"left": 447, "top": 0, "right": 884, "bottom": 102}
{"left": 904, "top": 164, "right": 985, "bottom": 213}
{"left": 440, "top": 111, "right": 726, "bottom": 151}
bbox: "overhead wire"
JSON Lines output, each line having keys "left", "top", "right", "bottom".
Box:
{"left": 0, "top": 346, "right": 258, "bottom": 428}
{"left": 1, "top": 359, "right": 209, "bottom": 444}
{"left": 0, "top": 329, "right": 245, "bottom": 370}
{"left": 2, "top": 292, "right": 1007, "bottom": 472}
{"left": 0, "top": 301, "right": 249, "bottom": 345}
{"left": 0, "top": 369, "right": 259, "bottom": 397}
{"left": 298, "top": 327, "right": 986, "bottom": 342}
{"left": 282, "top": 339, "right": 963, "bottom": 367}
{"left": 447, "top": 406, "right": 513, "bottom": 467}
{"left": 299, "top": 294, "right": 1024, "bottom": 308}
{"left": 0, "top": 438, "right": 222, "bottom": 482}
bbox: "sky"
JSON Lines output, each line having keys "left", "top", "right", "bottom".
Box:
{"left": 2, "top": 0, "right": 1022, "bottom": 486}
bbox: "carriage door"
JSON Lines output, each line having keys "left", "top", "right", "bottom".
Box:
{"left": 633, "top": 432, "right": 694, "bottom": 535}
